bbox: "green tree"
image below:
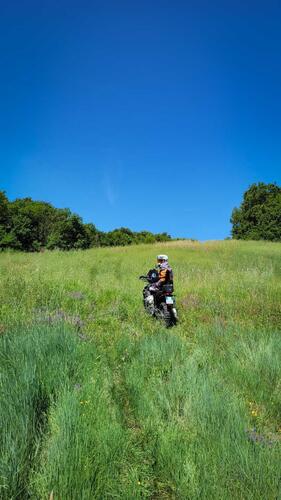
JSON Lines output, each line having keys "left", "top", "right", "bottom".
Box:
{"left": 155, "top": 232, "right": 172, "bottom": 242}
{"left": 134, "top": 231, "right": 156, "bottom": 244}
{"left": 105, "top": 228, "right": 134, "bottom": 246}
{"left": 9, "top": 198, "right": 57, "bottom": 251}
{"left": 0, "top": 191, "right": 10, "bottom": 226}
{"left": 231, "top": 183, "right": 281, "bottom": 241}
{"left": 47, "top": 213, "right": 90, "bottom": 250}
{"left": 0, "top": 191, "right": 174, "bottom": 251}
{"left": 0, "top": 191, "right": 13, "bottom": 249}
{"left": 84, "top": 223, "right": 100, "bottom": 247}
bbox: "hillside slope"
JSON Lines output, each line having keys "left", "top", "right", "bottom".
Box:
{"left": 0, "top": 240, "right": 280, "bottom": 499}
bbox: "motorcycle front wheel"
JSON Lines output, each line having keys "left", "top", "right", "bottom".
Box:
{"left": 143, "top": 294, "right": 155, "bottom": 316}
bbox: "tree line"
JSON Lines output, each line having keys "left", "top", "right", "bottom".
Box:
{"left": 231, "top": 182, "right": 281, "bottom": 241}
{"left": 0, "top": 191, "right": 171, "bottom": 251}
{"left": 1, "top": 182, "right": 279, "bottom": 251}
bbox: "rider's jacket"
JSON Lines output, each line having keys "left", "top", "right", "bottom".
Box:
{"left": 155, "top": 262, "right": 173, "bottom": 289}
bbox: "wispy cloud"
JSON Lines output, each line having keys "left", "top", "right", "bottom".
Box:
{"left": 103, "top": 172, "right": 117, "bottom": 206}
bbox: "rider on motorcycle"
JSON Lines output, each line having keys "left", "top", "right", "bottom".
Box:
{"left": 149, "top": 254, "right": 174, "bottom": 293}
{"left": 140, "top": 254, "right": 177, "bottom": 326}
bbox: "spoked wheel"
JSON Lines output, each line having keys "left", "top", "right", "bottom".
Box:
{"left": 144, "top": 299, "right": 155, "bottom": 316}
{"left": 157, "top": 303, "right": 177, "bottom": 328}
{"left": 143, "top": 290, "right": 155, "bottom": 316}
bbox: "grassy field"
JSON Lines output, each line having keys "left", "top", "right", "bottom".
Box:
{"left": 0, "top": 240, "right": 280, "bottom": 499}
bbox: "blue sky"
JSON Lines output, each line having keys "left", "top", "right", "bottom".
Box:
{"left": 1, "top": 1, "right": 280, "bottom": 240}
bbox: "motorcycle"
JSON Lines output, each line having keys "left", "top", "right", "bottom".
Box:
{"left": 139, "top": 269, "right": 178, "bottom": 327}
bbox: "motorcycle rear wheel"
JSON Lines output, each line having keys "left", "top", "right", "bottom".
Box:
{"left": 158, "top": 303, "right": 177, "bottom": 328}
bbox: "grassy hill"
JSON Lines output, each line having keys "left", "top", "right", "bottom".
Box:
{"left": 0, "top": 240, "right": 280, "bottom": 499}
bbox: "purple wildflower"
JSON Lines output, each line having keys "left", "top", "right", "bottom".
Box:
{"left": 68, "top": 291, "right": 85, "bottom": 300}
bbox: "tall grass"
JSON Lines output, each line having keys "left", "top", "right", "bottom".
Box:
{"left": 120, "top": 330, "right": 280, "bottom": 499}
{"left": 0, "top": 324, "right": 81, "bottom": 497}
{"left": 0, "top": 240, "right": 280, "bottom": 498}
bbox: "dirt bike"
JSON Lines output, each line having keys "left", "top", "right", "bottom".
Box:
{"left": 139, "top": 269, "right": 178, "bottom": 327}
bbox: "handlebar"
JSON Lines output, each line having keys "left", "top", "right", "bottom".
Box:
{"left": 139, "top": 275, "right": 155, "bottom": 284}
